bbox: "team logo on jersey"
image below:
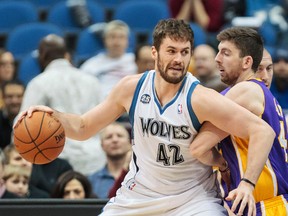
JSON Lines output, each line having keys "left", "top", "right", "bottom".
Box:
{"left": 178, "top": 104, "right": 182, "bottom": 114}
{"left": 140, "top": 94, "right": 151, "bottom": 104}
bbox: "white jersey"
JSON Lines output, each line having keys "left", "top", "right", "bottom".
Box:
{"left": 101, "top": 71, "right": 226, "bottom": 216}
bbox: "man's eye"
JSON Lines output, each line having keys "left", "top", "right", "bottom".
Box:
{"left": 182, "top": 50, "right": 189, "bottom": 55}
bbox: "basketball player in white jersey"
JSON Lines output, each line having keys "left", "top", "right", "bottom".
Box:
{"left": 15, "top": 19, "right": 275, "bottom": 216}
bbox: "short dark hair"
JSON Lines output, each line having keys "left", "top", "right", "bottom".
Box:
{"left": 152, "top": 19, "right": 194, "bottom": 52}
{"left": 217, "top": 26, "right": 263, "bottom": 72}
{"left": 38, "top": 34, "right": 67, "bottom": 69}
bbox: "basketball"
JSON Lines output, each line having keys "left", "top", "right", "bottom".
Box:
{"left": 13, "top": 111, "right": 65, "bottom": 164}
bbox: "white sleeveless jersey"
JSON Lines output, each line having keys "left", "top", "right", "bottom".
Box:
{"left": 126, "top": 70, "right": 217, "bottom": 196}
{"left": 101, "top": 71, "right": 226, "bottom": 215}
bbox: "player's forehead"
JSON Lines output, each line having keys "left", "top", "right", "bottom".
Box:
{"left": 218, "top": 40, "right": 238, "bottom": 53}
{"left": 160, "top": 36, "right": 191, "bottom": 50}
{"left": 260, "top": 55, "right": 272, "bottom": 67}
{"left": 262, "top": 54, "right": 272, "bottom": 62}
{"left": 259, "top": 59, "right": 272, "bottom": 67}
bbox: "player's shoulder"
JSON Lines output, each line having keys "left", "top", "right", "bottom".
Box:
{"left": 226, "top": 80, "right": 265, "bottom": 113}
{"left": 110, "top": 73, "right": 145, "bottom": 100}
{"left": 118, "top": 73, "right": 145, "bottom": 87}
{"left": 191, "top": 84, "right": 223, "bottom": 106}
{"left": 230, "top": 80, "right": 263, "bottom": 96}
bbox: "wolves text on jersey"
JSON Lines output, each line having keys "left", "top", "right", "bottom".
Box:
{"left": 140, "top": 117, "right": 191, "bottom": 140}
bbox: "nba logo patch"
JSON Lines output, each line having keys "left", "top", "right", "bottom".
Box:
{"left": 177, "top": 104, "right": 182, "bottom": 114}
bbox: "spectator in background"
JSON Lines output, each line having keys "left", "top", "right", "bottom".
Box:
{"left": 88, "top": 122, "right": 131, "bottom": 199}
{"left": 30, "top": 158, "right": 73, "bottom": 195}
{"left": 270, "top": 48, "right": 288, "bottom": 112}
{"left": 51, "top": 170, "right": 96, "bottom": 199}
{"left": 108, "top": 150, "right": 131, "bottom": 198}
{"left": 135, "top": 44, "right": 154, "bottom": 74}
{"left": 168, "top": 0, "right": 224, "bottom": 48}
{"left": 3, "top": 144, "right": 49, "bottom": 198}
{"left": 255, "top": 48, "right": 274, "bottom": 88}
{"left": 0, "top": 49, "right": 16, "bottom": 109}
{"left": 20, "top": 34, "right": 106, "bottom": 176}
{"left": 3, "top": 143, "right": 73, "bottom": 197}
{"left": 0, "top": 80, "right": 25, "bottom": 149}
{"left": 168, "top": 0, "right": 224, "bottom": 33}
{"left": 193, "top": 44, "right": 227, "bottom": 92}
{"left": 2, "top": 164, "right": 30, "bottom": 198}
{"left": 0, "top": 149, "right": 20, "bottom": 198}
{"left": 80, "top": 20, "right": 137, "bottom": 101}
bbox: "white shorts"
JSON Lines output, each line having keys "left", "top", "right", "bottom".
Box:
{"left": 99, "top": 181, "right": 227, "bottom": 216}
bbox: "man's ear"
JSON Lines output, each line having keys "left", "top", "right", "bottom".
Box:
{"left": 243, "top": 56, "right": 253, "bottom": 70}
{"left": 151, "top": 46, "right": 157, "bottom": 60}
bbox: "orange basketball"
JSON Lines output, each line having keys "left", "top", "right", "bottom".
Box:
{"left": 13, "top": 111, "right": 65, "bottom": 164}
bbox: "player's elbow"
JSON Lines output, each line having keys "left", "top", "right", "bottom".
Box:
{"left": 265, "top": 124, "right": 276, "bottom": 145}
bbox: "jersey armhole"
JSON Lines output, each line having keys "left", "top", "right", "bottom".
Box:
{"left": 129, "top": 72, "right": 149, "bottom": 127}
{"left": 187, "top": 81, "right": 201, "bottom": 132}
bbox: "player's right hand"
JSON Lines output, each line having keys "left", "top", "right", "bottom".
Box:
{"left": 14, "top": 105, "right": 54, "bottom": 128}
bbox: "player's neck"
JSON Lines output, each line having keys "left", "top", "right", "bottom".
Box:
{"left": 154, "top": 75, "right": 183, "bottom": 106}
{"left": 235, "top": 70, "right": 254, "bottom": 85}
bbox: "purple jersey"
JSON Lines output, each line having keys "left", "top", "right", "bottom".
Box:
{"left": 220, "top": 79, "right": 288, "bottom": 215}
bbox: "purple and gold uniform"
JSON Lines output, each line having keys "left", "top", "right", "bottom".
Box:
{"left": 220, "top": 79, "right": 288, "bottom": 216}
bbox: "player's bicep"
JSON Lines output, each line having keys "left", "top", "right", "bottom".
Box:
{"left": 81, "top": 75, "right": 138, "bottom": 137}
{"left": 193, "top": 86, "right": 257, "bottom": 139}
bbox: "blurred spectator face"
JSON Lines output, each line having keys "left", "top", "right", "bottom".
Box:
{"left": 255, "top": 49, "right": 273, "bottom": 88}
{"left": 273, "top": 59, "right": 288, "bottom": 80}
{"left": 273, "top": 49, "right": 288, "bottom": 80}
{"left": 8, "top": 150, "right": 32, "bottom": 171}
{"left": 63, "top": 178, "right": 85, "bottom": 199}
{"left": 104, "top": 28, "right": 128, "bottom": 58}
{"left": 193, "top": 45, "right": 217, "bottom": 79}
{"left": 0, "top": 52, "right": 15, "bottom": 82}
{"left": 136, "top": 45, "right": 154, "bottom": 74}
{"left": 3, "top": 83, "right": 24, "bottom": 117}
{"left": 101, "top": 124, "right": 131, "bottom": 160}
{"left": 5, "top": 173, "right": 29, "bottom": 197}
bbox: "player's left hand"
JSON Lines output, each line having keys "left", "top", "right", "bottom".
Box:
{"left": 225, "top": 181, "right": 256, "bottom": 216}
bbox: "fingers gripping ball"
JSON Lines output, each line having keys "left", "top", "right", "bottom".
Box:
{"left": 14, "top": 111, "right": 65, "bottom": 164}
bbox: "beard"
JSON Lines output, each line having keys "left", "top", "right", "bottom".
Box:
{"left": 157, "top": 54, "right": 187, "bottom": 84}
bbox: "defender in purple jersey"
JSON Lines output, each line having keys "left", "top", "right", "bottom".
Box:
{"left": 191, "top": 27, "right": 288, "bottom": 216}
